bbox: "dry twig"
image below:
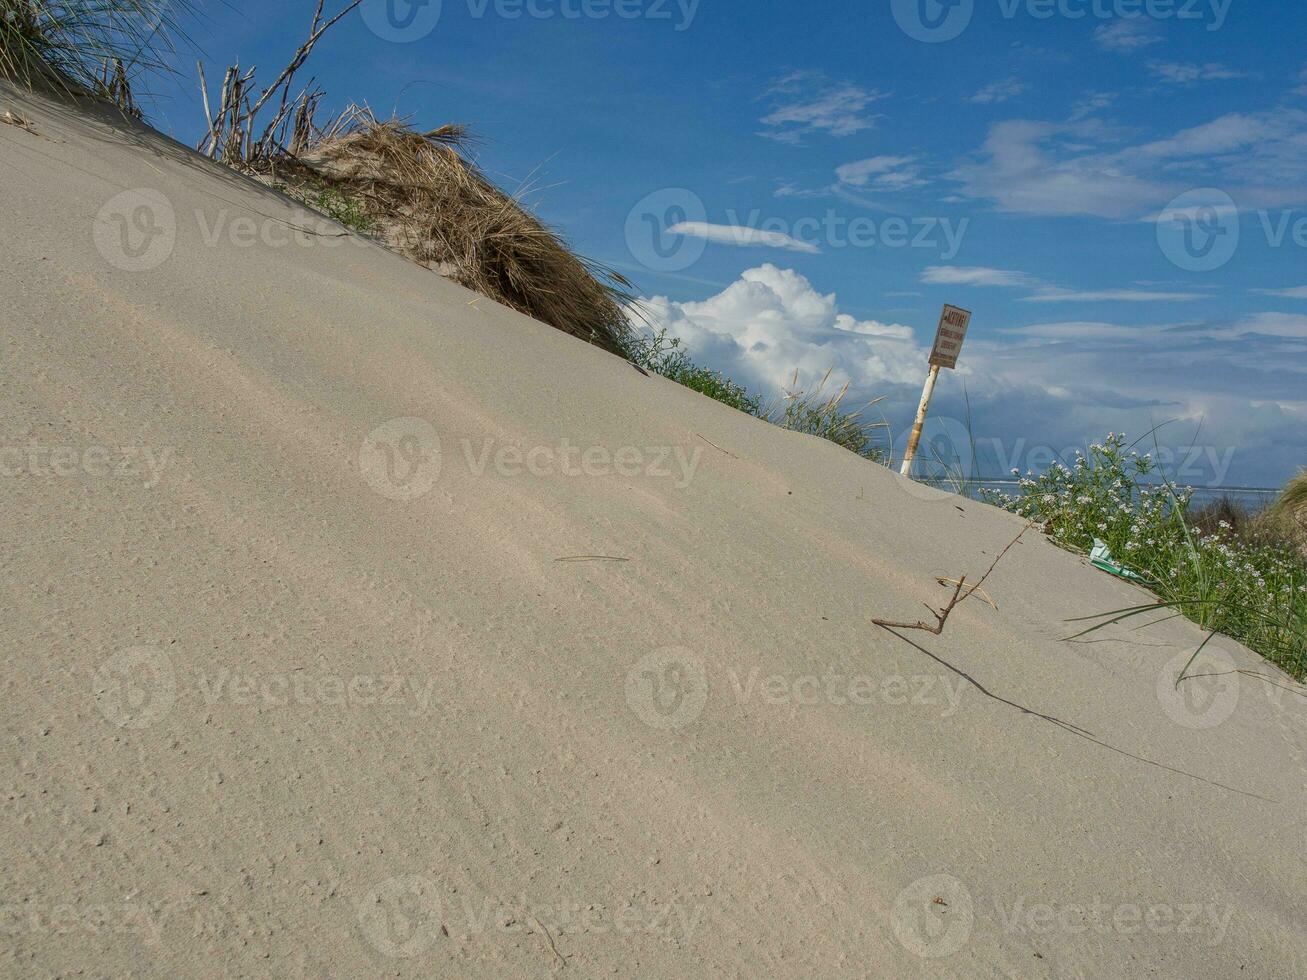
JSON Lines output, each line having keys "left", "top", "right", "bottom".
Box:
{"left": 873, "top": 523, "right": 1033, "bottom": 634}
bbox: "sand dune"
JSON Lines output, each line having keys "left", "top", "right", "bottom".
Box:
{"left": 2, "top": 83, "right": 1305, "bottom": 977}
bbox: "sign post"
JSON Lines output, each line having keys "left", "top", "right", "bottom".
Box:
{"left": 900, "top": 304, "right": 972, "bottom": 477}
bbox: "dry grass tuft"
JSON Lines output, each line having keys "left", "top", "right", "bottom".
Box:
{"left": 0, "top": 0, "right": 184, "bottom": 112}
{"left": 268, "top": 107, "right": 634, "bottom": 354}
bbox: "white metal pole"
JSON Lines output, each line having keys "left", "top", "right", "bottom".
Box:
{"left": 900, "top": 365, "right": 940, "bottom": 477}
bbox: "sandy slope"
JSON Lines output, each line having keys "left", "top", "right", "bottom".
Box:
{"left": 1, "top": 82, "right": 1304, "bottom": 978}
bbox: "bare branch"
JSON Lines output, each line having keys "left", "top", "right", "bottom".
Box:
{"left": 873, "top": 523, "right": 1033, "bottom": 635}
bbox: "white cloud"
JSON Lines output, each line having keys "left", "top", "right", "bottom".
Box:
{"left": 636, "top": 265, "right": 927, "bottom": 398}
{"left": 666, "top": 222, "right": 820, "bottom": 254}
{"left": 1230, "top": 312, "right": 1307, "bottom": 338}
{"left": 952, "top": 108, "right": 1307, "bottom": 218}
{"left": 1001, "top": 321, "right": 1174, "bottom": 340}
{"left": 921, "top": 266, "right": 1036, "bottom": 288}
{"left": 1022, "top": 288, "right": 1203, "bottom": 303}
{"left": 969, "top": 78, "right": 1026, "bottom": 105}
{"left": 1149, "top": 62, "right": 1246, "bottom": 85}
{"left": 1254, "top": 286, "right": 1307, "bottom": 299}
{"left": 834, "top": 155, "right": 921, "bottom": 190}
{"left": 1069, "top": 92, "right": 1117, "bottom": 121}
{"left": 1093, "top": 19, "right": 1161, "bottom": 52}
{"left": 633, "top": 272, "right": 1307, "bottom": 486}
{"left": 760, "top": 74, "right": 885, "bottom": 143}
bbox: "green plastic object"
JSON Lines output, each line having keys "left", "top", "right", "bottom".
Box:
{"left": 1090, "top": 539, "right": 1149, "bottom": 584}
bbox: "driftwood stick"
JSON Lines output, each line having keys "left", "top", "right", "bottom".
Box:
{"left": 245, "top": 1, "right": 361, "bottom": 124}
{"left": 872, "top": 523, "right": 1033, "bottom": 635}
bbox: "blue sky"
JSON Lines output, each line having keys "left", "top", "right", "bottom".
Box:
{"left": 150, "top": 0, "right": 1307, "bottom": 488}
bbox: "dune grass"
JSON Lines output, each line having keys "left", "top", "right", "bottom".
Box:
{"left": 0, "top": 0, "right": 184, "bottom": 110}
{"left": 625, "top": 328, "right": 762, "bottom": 416}
{"left": 284, "top": 109, "right": 635, "bottom": 354}
{"left": 625, "top": 328, "right": 888, "bottom": 461}
{"left": 984, "top": 433, "right": 1307, "bottom": 679}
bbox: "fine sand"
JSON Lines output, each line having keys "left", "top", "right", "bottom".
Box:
{"left": 2, "top": 82, "right": 1305, "bottom": 978}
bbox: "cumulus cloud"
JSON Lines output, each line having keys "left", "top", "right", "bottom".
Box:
{"left": 634, "top": 268, "right": 1307, "bottom": 486}
{"left": 636, "top": 265, "right": 927, "bottom": 398}
{"left": 667, "top": 222, "right": 820, "bottom": 254}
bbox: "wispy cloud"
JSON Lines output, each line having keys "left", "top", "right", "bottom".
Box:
{"left": 952, "top": 106, "right": 1307, "bottom": 218}
{"left": 1001, "top": 321, "right": 1176, "bottom": 340}
{"left": 1022, "top": 288, "right": 1204, "bottom": 303}
{"left": 760, "top": 73, "right": 885, "bottom": 143}
{"left": 1149, "top": 62, "right": 1247, "bottom": 84}
{"left": 1093, "top": 19, "right": 1162, "bottom": 52}
{"left": 1069, "top": 92, "right": 1117, "bottom": 120}
{"left": 921, "top": 266, "right": 1037, "bottom": 288}
{"left": 666, "top": 222, "right": 820, "bottom": 254}
{"left": 1254, "top": 286, "right": 1307, "bottom": 299}
{"left": 969, "top": 78, "right": 1026, "bottom": 105}
{"left": 835, "top": 155, "right": 922, "bottom": 189}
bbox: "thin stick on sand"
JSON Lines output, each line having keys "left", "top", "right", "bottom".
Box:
{"left": 873, "top": 523, "right": 1033, "bottom": 635}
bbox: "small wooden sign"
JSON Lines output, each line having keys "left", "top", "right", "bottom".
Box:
{"left": 929, "top": 304, "right": 972, "bottom": 370}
